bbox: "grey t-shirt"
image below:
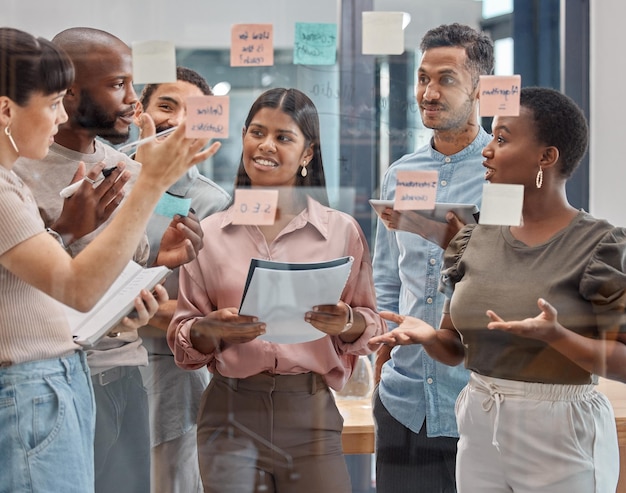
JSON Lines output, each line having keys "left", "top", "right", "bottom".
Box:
{"left": 441, "top": 211, "right": 626, "bottom": 384}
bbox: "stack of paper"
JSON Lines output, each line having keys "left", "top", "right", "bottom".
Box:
{"left": 65, "top": 261, "right": 171, "bottom": 347}
{"left": 239, "top": 256, "right": 354, "bottom": 344}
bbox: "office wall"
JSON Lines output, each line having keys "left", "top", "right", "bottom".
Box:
{"left": 590, "top": 0, "right": 626, "bottom": 227}
{"left": 4, "top": 0, "right": 339, "bottom": 48}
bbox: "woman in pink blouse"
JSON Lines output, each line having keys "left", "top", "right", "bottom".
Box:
{"left": 168, "top": 88, "right": 385, "bottom": 493}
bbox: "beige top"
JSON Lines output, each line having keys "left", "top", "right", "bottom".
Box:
{"left": 0, "top": 166, "right": 77, "bottom": 365}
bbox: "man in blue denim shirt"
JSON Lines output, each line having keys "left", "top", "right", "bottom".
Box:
{"left": 372, "top": 24, "right": 494, "bottom": 493}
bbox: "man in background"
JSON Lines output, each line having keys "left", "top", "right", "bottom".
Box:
{"left": 372, "top": 23, "right": 494, "bottom": 493}
{"left": 135, "top": 67, "right": 230, "bottom": 493}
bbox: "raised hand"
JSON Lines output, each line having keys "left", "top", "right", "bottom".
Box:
{"left": 52, "top": 161, "right": 129, "bottom": 244}
{"left": 154, "top": 211, "right": 204, "bottom": 269}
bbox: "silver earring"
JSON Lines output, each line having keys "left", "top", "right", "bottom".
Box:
{"left": 301, "top": 162, "right": 308, "bottom": 177}
{"left": 4, "top": 125, "right": 19, "bottom": 154}
{"left": 535, "top": 167, "right": 543, "bottom": 189}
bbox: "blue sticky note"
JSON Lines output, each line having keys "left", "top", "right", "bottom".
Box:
{"left": 154, "top": 193, "right": 192, "bottom": 218}
{"left": 294, "top": 23, "right": 337, "bottom": 65}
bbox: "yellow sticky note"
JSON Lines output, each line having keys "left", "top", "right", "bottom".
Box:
{"left": 479, "top": 183, "right": 524, "bottom": 226}
{"left": 362, "top": 12, "right": 406, "bottom": 55}
{"left": 131, "top": 40, "right": 176, "bottom": 84}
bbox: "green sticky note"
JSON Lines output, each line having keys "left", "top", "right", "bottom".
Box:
{"left": 154, "top": 193, "right": 191, "bottom": 218}
{"left": 294, "top": 23, "right": 337, "bottom": 65}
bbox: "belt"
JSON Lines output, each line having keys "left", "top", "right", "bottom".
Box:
{"left": 214, "top": 371, "right": 326, "bottom": 394}
{"left": 92, "top": 366, "right": 131, "bottom": 386}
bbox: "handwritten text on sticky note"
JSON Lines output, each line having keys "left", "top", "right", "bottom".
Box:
{"left": 294, "top": 23, "right": 337, "bottom": 65}
{"left": 186, "top": 96, "right": 229, "bottom": 139}
{"left": 479, "top": 75, "right": 521, "bottom": 116}
{"left": 231, "top": 24, "right": 274, "bottom": 67}
{"left": 394, "top": 170, "right": 438, "bottom": 211}
{"left": 232, "top": 189, "right": 278, "bottom": 225}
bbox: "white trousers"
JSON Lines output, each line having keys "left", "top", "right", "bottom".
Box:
{"left": 456, "top": 372, "right": 619, "bottom": 493}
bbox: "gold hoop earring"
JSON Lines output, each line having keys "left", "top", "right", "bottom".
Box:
{"left": 535, "top": 167, "right": 543, "bottom": 189}
{"left": 4, "top": 124, "right": 19, "bottom": 154}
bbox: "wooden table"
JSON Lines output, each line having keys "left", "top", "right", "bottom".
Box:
{"left": 337, "top": 397, "right": 375, "bottom": 455}
{"left": 338, "top": 381, "right": 626, "bottom": 491}
{"left": 597, "top": 378, "right": 626, "bottom": 493}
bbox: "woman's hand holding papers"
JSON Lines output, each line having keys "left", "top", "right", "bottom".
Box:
{"left": 107, "top": 284, "right": 168, "bottom": 336}
{"left": 305, "top": 301, "right": 364, "bottom": 342}
{"left": 190, "top": 307, "right": 266, "bottom": 354}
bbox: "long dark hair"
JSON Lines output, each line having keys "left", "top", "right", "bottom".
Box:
{"left": 0, "top": 27, "right": 74, "bottom": 105}
{"left": 235, "top": 88, "right": 329, "bottom": 206}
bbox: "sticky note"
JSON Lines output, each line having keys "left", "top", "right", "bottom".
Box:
{"left": 479, "top": 183, "right": 524, "bottom": 226}
{"left": 362, "top": 12, "right": 405, "bottom": 55}
{"left": 186, "top": 96, "right": 229, "bottom": 139}
{"left": 231, "top": 24, "right": 274, "bottom": 67}
{"left": 479, "top": 75, "right": 521, "bottom": 116}
{"left": 154, "top": 193, "right": 192, "bottom": 218}
{"left": 393, "top": 170, "right": 438, "bottom": 211}
{"left": 232, "top": 189, "right": 279, "bottom": 225}
{"left": 131, "top": 40, "right": 176, "bottom": 84}
{"left": 294, "top": 23, "right": 337, "bottom": 65}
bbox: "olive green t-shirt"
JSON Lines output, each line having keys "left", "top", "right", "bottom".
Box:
{"left": 441, "top": 211, "right": 626, "bottom": 384}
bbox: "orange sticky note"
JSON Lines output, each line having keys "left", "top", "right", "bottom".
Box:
{"left": 185, "top": 96, "right": 229, "bottom": 139}
{"left": 394, "top": 170, "right": 438, "bottom": 211}
{"left": 232, "top": 189, "right": 279, "bottom": 225}
{"left": 231, "top": 24, "right": 274, "bottom": 67}
{"left": 479, "top": 75, "right": 521, "bottom": 116}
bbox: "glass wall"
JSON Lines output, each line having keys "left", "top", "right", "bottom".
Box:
{"left": 5, "top": 3, "right": 622, "bottom": 493}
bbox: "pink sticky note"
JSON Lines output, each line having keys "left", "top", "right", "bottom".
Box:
{"left": 231, "top": 24, "right": 274, "bottom": 67}
{"left": 394, "top": 170, "right": 438, "bottom": 211}
{"left": 232, "top": 189, "right": 279, "bottom": 225}
{"left": 479, "top": 75, "right": 521, "bottom": 116}
{"left": 185, "top": 96, "right": 229, "bottom": 139}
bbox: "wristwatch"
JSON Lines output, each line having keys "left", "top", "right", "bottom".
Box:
{"left": 46, "top": 227, "right": 69, "bottom": 251}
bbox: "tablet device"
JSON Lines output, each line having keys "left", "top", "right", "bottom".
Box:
{"left": 369, "top": 199, "right": 479, "bottom": 224}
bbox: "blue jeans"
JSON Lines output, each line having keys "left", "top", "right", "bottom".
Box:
{"left": 0, "top": 351, "right": 95, "bottom": 493}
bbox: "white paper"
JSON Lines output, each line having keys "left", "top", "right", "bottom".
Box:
{"left": 239, "top": 257, "right": 354, "bottom": 344}
{"left": 131, "top": 40, "right": 177, "bottom": 84}
{"left": 479, "top": 183, "right": 524, "bottom": 226}
{"left": 65, "top": 261, "right": 171, "bottom": 347}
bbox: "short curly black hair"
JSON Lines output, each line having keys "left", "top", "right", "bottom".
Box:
{"left": 420, "top": 23, "right": 494, "bottom": 88}
{"left": 520, "top": 87, "right": 588, "bottom": 178}
{"left": 139, "top": 66, "right": 212, "bottom": 107}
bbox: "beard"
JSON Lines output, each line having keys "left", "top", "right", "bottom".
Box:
{"left": 74, "top": 89, "right": 131, "bottom": 145}
{"left": 420, "top": 96, "right": 475, "bottom": 131}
